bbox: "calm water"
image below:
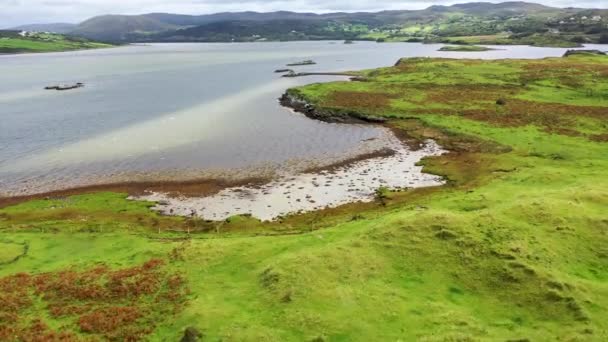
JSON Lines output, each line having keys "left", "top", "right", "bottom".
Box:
{"left": 0, "top": 42, "right": 603, "bottom": 196}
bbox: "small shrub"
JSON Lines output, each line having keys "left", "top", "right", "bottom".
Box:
{"left": 181, "top": 327, "right": 203, "bottom": 342}
{"left": 375, "top": 186, "right": 391, "bottom": 206}
{"left": 260, "top": 268, "right": 280, "bottom": 289}
{"left": 435, "top": 229, "right": 458, "bottom": 240}
{"left": 350, "top": 214, "right": 365, "bottom": 221}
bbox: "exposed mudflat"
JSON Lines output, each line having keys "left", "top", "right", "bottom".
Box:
{"left": 136, "top": 135, "right": 446, "bottom": 221}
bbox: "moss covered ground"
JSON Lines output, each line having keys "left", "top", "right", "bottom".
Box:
{"left": 1, "top": 53, "right": 607, "bottom": 341}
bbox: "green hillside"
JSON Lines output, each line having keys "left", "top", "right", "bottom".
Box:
{"left": 0, "top": 31, "right": 113, "bottom": 54}
{"left": 64, "top": 2, "right": 608, "bottom": 46}
{"left": 1, "top": 53, "right": 607, "bottom": 340}
{"left": 70, "top": 15, "right": 180, "bottom": 42}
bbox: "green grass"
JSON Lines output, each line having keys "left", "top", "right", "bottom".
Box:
{"left": 1, "top": 54, "right": 607, "bottom": 341}
{"left": 0, "top": 32, "right": 112, "bottom": 54}
{"left": 428, "top": 33, "right": 582, "bottom": 48}
{"left": 0, "top": 239, "right": 26, "bottom": 264}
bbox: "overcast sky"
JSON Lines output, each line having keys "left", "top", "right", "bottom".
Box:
{"left": 1, "top": 0, "right": 606, "bottom": 28}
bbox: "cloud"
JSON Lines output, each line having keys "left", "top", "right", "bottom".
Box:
{"left": 1, "top": 0, "right": 606, "bottom": 27}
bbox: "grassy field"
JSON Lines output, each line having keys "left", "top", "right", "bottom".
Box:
{"left": 367, "top": 32, "right": 585, "bottom": 47}
{"left": 0, "top": 32, "right": 112, "bottom": 54}
{"left": 1, "top": 53, "right": 607, "bottom": 341}
{"left": 423, "top": 33, "right": 584, "bottom": 48}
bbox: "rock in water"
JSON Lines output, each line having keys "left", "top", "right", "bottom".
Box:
{"left": 44, "top": 82, "right": 84, "bottom": 91}
{"left": 286, "top": 60, "right": 316, "bottom": 66}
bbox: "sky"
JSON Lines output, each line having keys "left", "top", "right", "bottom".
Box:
{"left": 1, "top": 0, "right": 606, "bottom": 28}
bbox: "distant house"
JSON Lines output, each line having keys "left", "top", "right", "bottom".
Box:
{"left": 581, "top": 16, "right": 588, "bottom": 20}
{"left": 591, "top": 16, "right": 602, "bottom": 21}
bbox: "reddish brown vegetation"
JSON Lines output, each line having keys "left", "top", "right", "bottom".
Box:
{"left": 521, "top": 60, "right": 608, "bottom": 86}
{"left": 1, "top": 319, "right": 82, "bottom": 342}
{"left": 327, "top": 91, "right": 394, "bottom": 110}
{"left": 389, "top": 82, "right": 606, "bottom": 137}
{"left": 424, "top": 84, "right": 519, "bottom": 104}
{"left": 461, "top": 99, "right": 606, "bottom": 134}
{"left": 353, "top": 58, "right": 607, "bottom": 141}
{"left": 591, "top": 133, "right": 608, "bottom": 142}
{"left": 79, "top": 306, "right": 146, "bottom": 341}
{"left": 0, "top": 259, "right": 188, "bottom": 341}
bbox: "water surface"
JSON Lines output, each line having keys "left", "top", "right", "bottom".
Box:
{"left": 1, "top": 42, "right": 602, "bottom": 196}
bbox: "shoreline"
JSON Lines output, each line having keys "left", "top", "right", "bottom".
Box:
{"left": 0, "top": 137, "right": 413, "bottom": 209}
{"left": 135, "top": 91, "right": 447, "bottom": 221}
{"left": 0, "top": 177, "right": 266, "bottom": 209}
{"left": 0, "top": 57, "right": 444, "bottom": 213}
{"left": 279, "top": 92, "right": 388, "bottom": 124}
{"left": 0, "top": 44, "right": 122, "bottom": 56}
{"left": 138, "top": 138, "right": 445, "bottom": 221}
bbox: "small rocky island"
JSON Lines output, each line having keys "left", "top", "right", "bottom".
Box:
{"left": 563, "top": 49, "right": 607, "bottom": 57}
{"left": 439, "top": 45, "right": 494, "bottom": 52}
{"left": 45, "top": 82, "right": 84, "bottom": 91}
{"left": 286, "top": 60, "right": 316, "bottom": 66}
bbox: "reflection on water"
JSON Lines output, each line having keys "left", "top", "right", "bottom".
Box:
{"left": 0, "top": 42, "right": 602, "bottom": 196}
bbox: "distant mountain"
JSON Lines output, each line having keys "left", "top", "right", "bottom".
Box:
{"left": 154, "top": 19, "right": 362, "bottom": 42}
{"left": 11, "top": 23, "right": 77, "bottom": 34}
{"left": 68, "top": 12, "right": 332, "bottom": 42}
{"left": 143, "top": 11, "right": 323, "bottom": 26}
{"left": 70, "top": 15, "right": 180, "bottom": 42}
{"left": 64, "top": 2, "right": 607, "bottom": 44}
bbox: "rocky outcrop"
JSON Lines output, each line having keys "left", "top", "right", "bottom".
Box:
{"left": 280, "top": 71, "right": 355, "bottom": 78}
{"left": 279, "top": 92, "right": 387, "bottom": 124}
{"left": 281, "top": 70, "right": 298, "bottom": 77}
{"left": 286, "top": 60, "right": 316, "bottom": 66}
{"left": 45, "top": 82, "right": 84, "bottom": 91}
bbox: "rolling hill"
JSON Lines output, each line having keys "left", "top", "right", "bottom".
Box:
{"left": 70, "top": 15, "right": 180, "bottom": 42}
{"left": 0, "top": 30, "right": 113, "bottom": 54}
{"left": 10, "top": 23, "right": 77, "bottom": 34}
{"left": 16, "top": 2, "right": 608, "bottom": 45}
